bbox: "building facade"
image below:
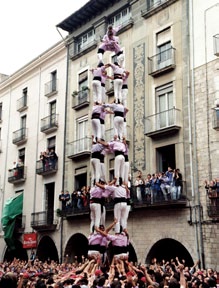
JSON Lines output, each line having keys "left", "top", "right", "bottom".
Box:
{"left": 0, "top": 0, "right": 218, "bottom": 269}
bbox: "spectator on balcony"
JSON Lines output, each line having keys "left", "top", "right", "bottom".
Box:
{"left": 151, "top": 173, "right": 162, "bottom": 203}
{"left": 159, "top": 172, "right": 171, "bottom": 201}
{"left": 65, "top": 190, "right": 71, "bottom": 211}
{"left": 97, "top": 25, "right": 124, "bottom": 66}
{"left": 145, "top": 174, "right": 152, "bottom": 203}
{"left": 48, "top": 149, "right": 58, "bottom": 169}
{"left": 40, "top": 150, "right": 49, "bottom": 172}
{"left": 205, "top": 179, "right": 218, "bottom": 206}
{"left": 59, "top": 190, "right": 66, "bottom": 211}
{"left": 90, "top": 63, "right": 107, "bottom": 104}
{"left": 134, "top": 170, "right": 145, "bottom": 203}
{"left": 173, "top": 168, "right": 183, "bottom": 200}
{"left": 14, "top": 158, "right": 24, "bottom": 179}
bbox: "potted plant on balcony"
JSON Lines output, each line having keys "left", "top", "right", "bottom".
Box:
{"left": 72, "top": 90, "right": 79, "bottom": 97}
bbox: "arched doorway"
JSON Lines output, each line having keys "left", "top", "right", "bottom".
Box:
{"left": 36, "top": 235, "right": 59, "bottom": 262}
{"left": 145, "top": 238, "right": 194, "bottom": 267}
{"left": 3, "top": 240, "right": 28, "bottom": 261}
{"left": 64, "top": 233, "right": 88, "bottom": 263}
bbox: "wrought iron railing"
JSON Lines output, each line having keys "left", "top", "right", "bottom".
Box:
{"left": 12, "top": 128, "right": 27, "bottom": 144}
{"left": 145, "top": 107, "right": 181, "bottom": 134}
{"left": 44, "top": 79, "right": 58, "bottom": 96}
{"left": 68, "top": 137, "right": 91, "bottom": 158}
{"left": 148, "top": 47, "right": 176, "bottom": 75}
{"left": 40, "top": 114, "right": 58, "bottom": 132}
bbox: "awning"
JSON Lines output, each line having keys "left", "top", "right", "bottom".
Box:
{"left": 1, "top": 193, "right": 23, "bottom": 251}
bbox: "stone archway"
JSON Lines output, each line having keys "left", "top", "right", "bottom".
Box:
{"left": 145, "top": 238, "right": 194, "bottom": 267}
{"left": 3, "top": 239, "right": 28, "bottom": 261}
{"left": 37, "top": 235, "right": 59, "bottom": 262}
{"left": 64, "top": 233, "right": 88, "bottom": 263}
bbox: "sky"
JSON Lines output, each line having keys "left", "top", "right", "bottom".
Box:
{"left": 0, "top": 0, "right": 89, "bottom": 75}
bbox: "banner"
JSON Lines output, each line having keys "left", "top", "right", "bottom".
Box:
{"left": 23, "top": 233, "right": 37, "bottom": 249}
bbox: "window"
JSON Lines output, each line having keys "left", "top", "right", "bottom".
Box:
{"left": 51, "top": 70, "right": 57, "bottom": 92}
{"left": 147, "top": 0, "right": 166, "bottom": 10}
{"left": 76, "top": 29, "right": 95, "bottom": 54}
{"left": 47, "top": 136, "right": 56, "bottom": 150}
{"left": 156, "top": 144, "right": 175, "bottom": 173}
{"left": 109, "top": 7, "right": 131, "bottom": 27}
{"left": 76, "top": 116, "right": 89, "bottom": 151}
{"left": 75, "top": 167, "right": 87, "bottom": 190}
{"left": 19, "top": 148, "right": 25, "bottom": 164}
{"left": 22, "top": 88, "right": 28, "bottom": 106}
{"left": 0, "top": 103, "right": 2, "bottom": 121}
{"left": 21, "top": 116, "right": 26, "bottom": 136}
{"left": 156, "top": 83, "right": 174, "bottom": 128}
{"left": 78, "top": 70, "right": 88, "bottom": 91}
{"left": 49, "top": 101, "right": 56, "bottom": 125}
{"left": 157, "top": 28, "right": 171, "bottom": 68}
{"left": 77, "top": 116, "right": 88, "bottom": 140}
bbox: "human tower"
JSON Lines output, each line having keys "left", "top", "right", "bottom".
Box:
{"left": 86, "top": 24, "right": 132, "bottom": 266}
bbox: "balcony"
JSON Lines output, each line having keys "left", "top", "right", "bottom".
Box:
{"left": 8, "top": 166, "right": 26, "bottom": 184}
{"left": 148, "top": 47, "right": 176, "bottom": 77}
{"left": 212, "top": 107, "right": 219, "bottom": 130}
{"left": 206, "top": 186, "right": 219, "bottom": 220}
{"left": 60, "top": 186, "right": 187, "bottom": 219}
{"left": 72, "top": 89, "right": 90, "bottom": 110}
{"left": 67, "top": 137, "right": 91, "bottom": 160}
{"left": 142, "top": 0, "right": 178, "bottom": 18}
{"left": 111, "top": 18, "right": 134, "bottom": 36}
{"left": 36, "top": 159, "right": 58, "bottom": 176}
{"left": 17, "top": 95, "right": 28, "bottom": 112}
{"left": 145, "top": 107, "right": 181, "bottom": 138}
{"left": 12, "top": 128, "right": 27, "bottom": 145}
{"left": 69, "top": 39, "right": 97, "bottom": 61}
{"left": 105, "top": 125, "right": 131, "bottom": 142}
{"left": 213, "top": 34, "right": 219, "bottom": 57}
{"left": 44, "top": 79, "right": 58, "bottom": 97}
{"left": 40, "top": 114, "right": 58, "bottom": 134}
{"left": 31, "top": 211, "right": 58, "bottom": 231}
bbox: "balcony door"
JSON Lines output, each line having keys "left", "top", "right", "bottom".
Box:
{"left": 49, "top": 101, "right": 56, "bottom": 126}
{"left": 76, "top": 117, "right": 88, "bottom": 152}
{"left": 45, "top": 183, "right": 55, "bottom": 225}
{"left": 156, "top": 83, "right": 173, "bottom": 129}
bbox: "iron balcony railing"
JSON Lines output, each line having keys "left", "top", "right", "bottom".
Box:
{"left": 17, "top": 95, "right": 28, "bottom": 112}
{"left": 69, "top": 39, "right": 97, "bottom": 59}
{"left": 72, "top": 89, "right": 90, "bottom": 108}
{"left": 60, "top": 185, "right": 187, "bottom": 218}
{"left": 44, "top": 79, "right": 58, "bottom": 96}
{"left": 105, "top": 125, "right": 131, "bottom": 142}
{"left": 31, "top": 211, "right": 58, "bottom": 230}
{"left": 40, "top": 114, "right": 58, "bottom": 133}
{"left": 145, "top": 107, "right": 181, "bottom": 135}
{"left": 8, "top": 166, "right": 26, "bottom": 183}
{"left": 67, "top": 137, "right": 91, "bottom": 158}
{"left": 12, "top": 128, "right": 27, "bottom": 145}
{"left": 148, "top": 47, "right": 176, "bottom": 76}
{"left": 36, "top": 159, "right": 58, "bottom": 175}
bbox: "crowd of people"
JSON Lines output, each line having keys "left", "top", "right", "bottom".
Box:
{"left": 0, "top": 256, "right": 218, "bottom": 288}
{"left": 134, "top": 168, "right": 183, "bottom": 204}
{"left": 39, "top": 149, "right": 58, "bottom": 171}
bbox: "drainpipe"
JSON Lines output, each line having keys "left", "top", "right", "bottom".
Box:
{"left": 189, "top": 0, "right": 204, "bottom": 268}
{"left": 60, "top": 43, "right": 70, "bottom": 264}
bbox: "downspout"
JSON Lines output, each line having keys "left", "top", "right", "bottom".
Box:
{"left": 189, "top": 0, "right": 205, "bottom": 267}
{"left": 60, "top": 43, "right": 70, "bottom": 264}
{"left": 33, "top": 68, "right": 42, "bottom": 215}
